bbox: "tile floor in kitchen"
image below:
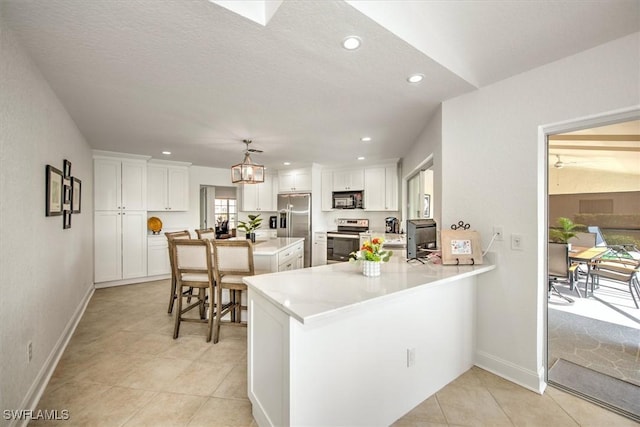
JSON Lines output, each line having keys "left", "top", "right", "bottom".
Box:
{"left": 29, "top": 280, "right": 638, "bottom": 426}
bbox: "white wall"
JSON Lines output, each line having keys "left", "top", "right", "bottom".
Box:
{"left": 0, "top": 24, "right": 94, "bottom": 416}
{"left": 436, "top": 32, "right": 639, "bottom": 390}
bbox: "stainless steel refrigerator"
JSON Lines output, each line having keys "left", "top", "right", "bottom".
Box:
{"left": 277, "top": 193, "right": 312, "bottom": 268}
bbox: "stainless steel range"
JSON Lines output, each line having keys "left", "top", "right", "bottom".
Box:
{"left": 326, "top": 218, "right": 369, "bottom": 263}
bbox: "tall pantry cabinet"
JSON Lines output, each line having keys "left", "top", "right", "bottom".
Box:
{"left": 94, "top": 154, "right": 149, "bottom": 283}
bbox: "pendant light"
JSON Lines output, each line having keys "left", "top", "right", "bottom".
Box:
{"left": 231, "top": 139, "right": 265, "bottom": 184}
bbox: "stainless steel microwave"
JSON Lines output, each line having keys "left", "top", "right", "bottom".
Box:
{"left": 332, "top": 191, "right": 363, "bottom": 209}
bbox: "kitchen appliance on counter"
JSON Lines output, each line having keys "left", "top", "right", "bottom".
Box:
{"left": 407, "top": 219, "right": 437, "bottom": 260}
{"left": 385, "top": 217, "right": 399, "bottom": 233}
{"left": 327, "top": 218, "right": 369, "bottom": 263}
{"left": 269, "top": 215, "right": 277, "bottom": 229}
{"left": 332, "top": 191, "right": 363, "bottom": 209}
{"left": 277, "top": 193, "right": 312, "bottom": 268}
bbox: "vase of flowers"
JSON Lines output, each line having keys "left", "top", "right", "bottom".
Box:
{"left": 350, "top": 237, "right": 392, "bottom": 277}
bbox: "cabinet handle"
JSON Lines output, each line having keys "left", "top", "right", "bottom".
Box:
{"left": 122, "top": 212, "right": 126, "bottom": 215}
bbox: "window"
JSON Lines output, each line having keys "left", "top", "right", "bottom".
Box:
{"left": 214, "top": 198, "right": 237, "bottom": 230}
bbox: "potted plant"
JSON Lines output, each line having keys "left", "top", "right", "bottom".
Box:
{"left": 349, "top": 237, "right": 393, "bottom": 277}
{"left": 549, "top": 217, "right": 583, "bottom": 248}
{"left": 238, "top": 214, "right": 262, "bottom": 242}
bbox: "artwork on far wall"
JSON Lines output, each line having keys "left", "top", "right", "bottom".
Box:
{"left": 423, "top": 194, "right": 431, "bottom": 218}
{"left": 46, "top": 159, "right": 82, "bottom": 228}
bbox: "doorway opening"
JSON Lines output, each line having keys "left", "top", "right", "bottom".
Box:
{"left": 200, "top": 185, "right": 237, "bottom": 237}
{"left": 544, "top": 113, "right": 640, "bottom": 421}
{"left": 407, "top": 161, "right": 434, "bottom": 221}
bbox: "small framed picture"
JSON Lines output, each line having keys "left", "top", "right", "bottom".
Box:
{"left": 424, "top": 194, "right": 431, "bottom": 218}
{"left": 72, "top": 177, "right": 82, "bottom": 213}
{"left": 63, "top": 159, "right": 72, "bottom": 177}
{"left": 63, "top": 211, "right": 72, "bottom": 229}
{"left": 441, "top": 229, "right": 483, "bottom": 265}
{"left": 62, "top": 177, "right": 72, "bottom": 211}
{"left": 46, "top": 165, "right": 63, "bottom": 216}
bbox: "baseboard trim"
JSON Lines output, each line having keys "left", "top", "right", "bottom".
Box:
{"left": 94, "top": 274, "right": 170, "bottom": 289}
{"left": 13, "top": 284, "right": 95, "bottom": 427}
{"left": 475, "top": 350, "right": 545, "bottom": 394}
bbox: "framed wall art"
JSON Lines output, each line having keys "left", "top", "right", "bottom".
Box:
{"left": 441, "top": 229, "right": 483, "bottom": 265}
{"left": 72, "top": 177, "right": 82, "bottom": 213}
{"left": 46, "top": 165, "right": 63, "bottom": 216}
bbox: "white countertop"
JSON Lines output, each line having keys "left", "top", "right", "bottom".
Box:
{"left": 244, "top": 256, "right": 495, "bottom": 325}
{"left": 230, "top": 237, "right": 304, "bottom": 256}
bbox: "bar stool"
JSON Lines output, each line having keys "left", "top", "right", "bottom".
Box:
{"left": 165, "top": 230, "right": 191, "bottom": 314}
{"left": 195, "top": 228, "right": 216, "bottom": 240}
{"left": 211, "top": 240, "right": 255, "bottom": 343}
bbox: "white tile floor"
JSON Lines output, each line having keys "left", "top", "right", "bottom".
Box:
{"left": 30, "top": 279, "right": 638, "bottom": 426}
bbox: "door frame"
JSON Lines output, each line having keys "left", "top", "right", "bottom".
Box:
{"left": 538, "top": 105, "right": 640, "bottom": 384}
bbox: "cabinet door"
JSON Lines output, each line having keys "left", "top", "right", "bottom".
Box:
{"left": 148, "top": 240, "right": 170, "bottom": 276}
{"left": 384, "top": 166, "right": 398, "bottom": 211}
{"left": 321, "top": 171, "right": 333, "bottom": 211}
{"left": 168, "top": 167, "right": 189, "bottom": 210}
{"left": 295, "top": 243, "right": 304, "bottom": 269}
{"left": 364, "top": 167, "right": 386, "bottom": 210}
{"left": 278, "top": 172, "right": 296, "bottom": 192}
{"left": 122, "top": 211, "right": 147, "bottom": 279}
{"left": 257, "top": 174, "right": 275, "bottom": 211}
{"left": 332, "top": 170, "right": 349, "bottom": 191}
{"left": 242, "top": 183, "right": 259, "bottom": 211}
{"left": 121, "top": 161, "right": 147, "bottom": 210}
{"left": 94, "top": 211, "right": 122, "bottom": 282}
{"left": 147, "top": 165, "right": 168, "bottom": 210}
{"left": 94, "top": 159, "right": 121, "bottom": 210}
{"left": 293, "top": 171, "right": 311, "bottom": 192}
{"left": 349, "top": 169, "right": 364, "bottom": 191}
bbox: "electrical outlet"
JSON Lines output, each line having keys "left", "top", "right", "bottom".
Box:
{"left": 27, "top": 341, "right": 32, "bottom": 363}
{"left": 493, "top": 226, "right": 503, "bottom": 241}
{"left": 511, "top": 234, "right": 523, "bottom": 251}
{"left": 407, "top": 348, "right": 416, "bottom": 367}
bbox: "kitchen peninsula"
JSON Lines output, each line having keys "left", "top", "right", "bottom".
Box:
{"left": 249, "top": 237, "right": 305, "bottom": 273}
{"left": 245, "top": 256, "right": 495, "bottom": 426}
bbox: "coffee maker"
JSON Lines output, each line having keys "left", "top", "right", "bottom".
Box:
{"left": 385, "top": 217, "right": 399, "bottom": 234}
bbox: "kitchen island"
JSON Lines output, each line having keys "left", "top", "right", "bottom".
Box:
{"left": 250, "top": 237, "right": 305, "bottom": 273}
{"left": 244, "top": 256, "right": 495, "bottom": 426}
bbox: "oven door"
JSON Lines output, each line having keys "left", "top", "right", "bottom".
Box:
{"left": 327, "top": 233, "right": 360, "bottom": 263}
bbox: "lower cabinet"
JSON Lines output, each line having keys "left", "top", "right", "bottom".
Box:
{"left": 253, "top": 240, "right": 305, "bottom": 273}
{"left": 147, "top": 236, "right": 170, "bottom": 276}
{"left": 94, "top": 210, "right": 147, "bottom": 283}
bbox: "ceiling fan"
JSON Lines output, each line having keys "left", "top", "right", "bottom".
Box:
{"left": 552, "top": 155, "right": 575, "bottom": 169}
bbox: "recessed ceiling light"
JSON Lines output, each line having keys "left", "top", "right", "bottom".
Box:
{"left": 342, "top": 36, "right": 361, "bottom": 50}
{"left": 162, "top": 151, "right": 171, "bottom": 155}
{"left": 407, "top": 74, "right": 424, "bottom": 84}
{"left": 283, "top": 162, "right": 291, "bottom": 166}
{"left": 357, "top": 156, "right": 365, "bottom": 160}
{"left": 361, "top": 137, "right": 372, "bottom": 142}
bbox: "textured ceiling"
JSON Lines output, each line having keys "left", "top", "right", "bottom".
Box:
{"left": 3, "top": 0, "right": 639, "bottom": 169}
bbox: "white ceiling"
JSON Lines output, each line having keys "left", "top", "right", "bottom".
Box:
{"left": 3, "top": 0, "right": 639, "bottom": 169}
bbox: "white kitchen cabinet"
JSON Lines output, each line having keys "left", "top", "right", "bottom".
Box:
{"left": 94, "top": 158, "right": 147, "bottom": 211}
{"left": 333, "top": 169, "right": 364, "bottom": 191}
{"left": 312, "top": 232, "right": 327, "bottom": 266}
{"left": 321, "top": 171, "right": 333, "bottom": 211}
{"left": 278, "top": 169, "right": 311, "bottom": 192}
{"left": 147, "top": 236, "right": 170, "bottom": 276}
{"left": 242, "top": 173, "right": 276, "bottom": 211}
{"left": 147, "top": 163, "right": 189, "bottom": 211}
{"left": 94, "top": 154, "right": 148, "bottom": 283}
{"left": 94, "top": 210, "right": 147, "bottom": 282}
{"left": 364, "top": 165, "right": 398, "bottom": 211}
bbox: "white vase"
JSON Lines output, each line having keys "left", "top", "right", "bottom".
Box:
{"left": 362, "top": 260, "right": 381, "bottom": 277}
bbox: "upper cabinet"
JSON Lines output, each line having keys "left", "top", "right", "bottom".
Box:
{"left": 333, "top": 169, "right": 364, "bottom": 192}
{"left": 147, "top": 161, "right": 190, "bottom": 211}
{"left": 94, "top": 157, "right": 147, "bottom": 211}
{"left": 364, "top": 164, "right": 398, "bottom": 211}
{"left": 242, "top": 172, "right": 276, "bottom": 211}
{"left": 278, "top": 168, "right": 311, "bottom": 193}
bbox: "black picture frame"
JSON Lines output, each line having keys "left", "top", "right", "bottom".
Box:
{"left": 63, "top": 159, "right": 72, "bottom": 177}
{"left": 46, "top": 165, "right": 63, "bottom": 216}
{"left": 63, "top": 211, "right": 72, "bottom": 229}
{"left": 72, "top": 177, "right": 82, "bottom": 213}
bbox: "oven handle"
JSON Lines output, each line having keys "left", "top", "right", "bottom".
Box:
{"left": 327, "top": 233, "right": 360, "bottom": 239}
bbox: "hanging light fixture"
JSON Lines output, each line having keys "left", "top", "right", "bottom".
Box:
{"left": 231, "top": 139, "right": 265, "bottom": 184}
